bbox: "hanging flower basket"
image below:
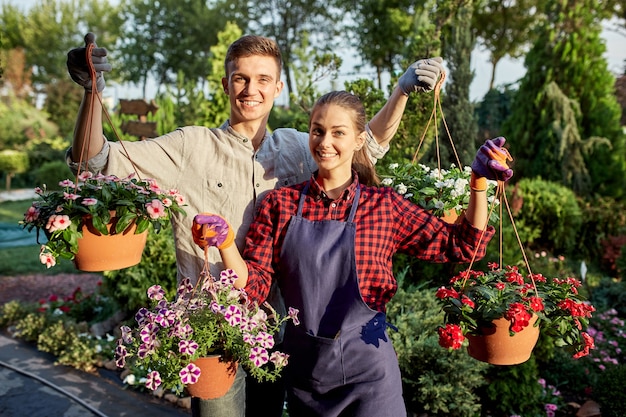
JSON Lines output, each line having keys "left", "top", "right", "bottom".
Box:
{"left": 465, "top": 315, "right": 540, "bottom": 365}
{"left": 73, "top": 211, "right": 149, "bottom": 272}
{"left": 20, "top": 172, "right": 186, "bottom": 270}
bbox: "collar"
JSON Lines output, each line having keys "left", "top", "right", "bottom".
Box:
{"left": 308, "top": 170, "right": 360, "bottom": 202}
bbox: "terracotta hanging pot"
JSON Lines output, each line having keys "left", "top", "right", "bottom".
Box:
{"left": 74, "top": 212, "right": 148, "bottom": 272}
{"left": 466, "top": 315, "right": 539, "bottom": 365}
{"left": 186, "top": 356, "right": 238, "bottom": 399}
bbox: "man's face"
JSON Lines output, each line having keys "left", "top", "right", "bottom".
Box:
{"left": 222, "top": 55, "right": 283, "bottom": 126}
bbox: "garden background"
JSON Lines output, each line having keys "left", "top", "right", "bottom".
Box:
{"left": 1, "top": 0, "right": 626, "bottom": 416}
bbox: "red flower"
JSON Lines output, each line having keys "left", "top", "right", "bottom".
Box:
{"left": 437, "top": 324, "right": 465, "bottom": 350}
{"left": 573, "top": 332, "right": 595, "bottom": 359}
{"left": 461, "top": 295, "right": 475, "bottom": 308}
{"left": 435, "top": 286, "right": 459, "bottom": 299}
{"left": 528, "top": 296, "right": 544, "bottom": 312}
{"left": 505, "top": 302, "right": 532, "bottom": 332}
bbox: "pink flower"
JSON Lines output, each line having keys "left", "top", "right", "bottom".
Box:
{"left": 81, "top": 198, "right": 98, "bottom": 206}
{"left": 46, "top": 214, "right": 71, "bottom": 233}
{"left": 288, "top": 307, "right": 300, "bottom": 325}
{"left": 24, "top": 205, "right": 39, "bottom": 222}
{"left": 145, "top": 199, "right": 166, "bottom": 219}
{"left": 39, "top": 249, "right": 56, "bottom": 268}
{"left": 147, "top": 285, "right": 165, "bottom": 300}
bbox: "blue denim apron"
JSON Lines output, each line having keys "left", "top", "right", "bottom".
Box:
{"left": 279, "top": 182, "right": 406, "bottom": 417}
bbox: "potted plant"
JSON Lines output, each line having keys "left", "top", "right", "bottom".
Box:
{"left": 436, "top": 262, "right": 596, "bottom": 364}
{"left": 20, "top": 171, "right": 187, "bottom": 270}
{"left": 380, "top": 162, "right": 499, "bottom": 223}
{"left": 114, "top": 268, "right": 299, "bottom": 398}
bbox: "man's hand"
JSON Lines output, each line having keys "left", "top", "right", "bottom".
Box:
{"left": 67, "top": 33, "right": 111, "bottom": 92}
{"left": 192, "top": 213, "right": 235, "bottom": 250}
{"left": 471, "top": 137, "right": 514, "bottom": 183}
{"left": 398, "top": 57, "right": 444, "bottom": 95}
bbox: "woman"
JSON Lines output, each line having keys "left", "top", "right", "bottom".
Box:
{"left": 194, "top": 91, "right": 513, "bottom": 416}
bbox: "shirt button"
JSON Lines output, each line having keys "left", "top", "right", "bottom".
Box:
{"left": 331, "top": 203, "right": 336, "bottom": 208}
{"left": 255, "top": 183, "right": 260, "bottom": 187}
{"left": 217, "top": 183, "right": 223, "bottom": 187}
{"left": 243, "top": 138, "right": 249, "bottom": 143}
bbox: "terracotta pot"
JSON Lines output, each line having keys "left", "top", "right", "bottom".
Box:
{"left": 439, "top": 208, "right": 464, "bottom": 224}
{"left": 466, "top": 315, "right": 539, "bottom": 365}
{"left": 74, "top": 212, "right": 148, "bottom": 272}
{"left": 186, "top": 356, "right": 238, "bottom": 400}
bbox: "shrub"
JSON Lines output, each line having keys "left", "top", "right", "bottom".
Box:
{"left": 387, "top": 279, "right": 488, "bottom": 416}
{"left": 102, "top": 226, "right": 178, "bottom": 313}
{"left": 508, "top": 178, "right": 582, "bottom": 255}
{"left": 32, "top": 160, "right": 73, "bottom": 191}
{"left": 593, "top": 364, "right": 626, "bottom": 417}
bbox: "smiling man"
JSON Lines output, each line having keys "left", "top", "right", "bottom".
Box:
{"left": 66, "top": 33, "right": 444, "bottom": 417}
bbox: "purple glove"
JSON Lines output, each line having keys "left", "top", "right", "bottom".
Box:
{"left": 66, "top": 33, "right": 111, "bottom": 92}
{"left": 471, "top": 137, "right": 514, "bottom": 182}
{"left": 192, "top": 213, "right": 235, "bottom": 250}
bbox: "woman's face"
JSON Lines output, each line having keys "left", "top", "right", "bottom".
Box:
{"left": 309, "top": 103, "right": 365, "bottom": 178}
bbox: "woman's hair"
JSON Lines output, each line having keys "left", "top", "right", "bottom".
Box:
{"left": 311, "top": 91, "right": 380, "bottom": 186}
{"left": 224, "top": 35, "right": 283, "bottom": 77}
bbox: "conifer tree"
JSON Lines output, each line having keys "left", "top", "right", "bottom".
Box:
{"left": 503, "top": 0, "right": 625, "bottom": 199}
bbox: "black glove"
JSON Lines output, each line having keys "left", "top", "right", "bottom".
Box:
{"left": 66, "top": 33, "right": 111, "bottom": 92}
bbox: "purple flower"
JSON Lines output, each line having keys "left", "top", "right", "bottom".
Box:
{"left": 270, "top": 351, "right": 289, "bottom": 368}
{"left": 224, "top": 305, "right": 243, "bottom": 326}
{"left": 178, "top": 340, "right": 199, "bottom": 355}
{"left": 249, "top": 346, "right": 269, "bottom": 367}
{"left": 120, "top": 325, "right": 133, "bottom": 344}
{"left": 146, "top": 371, "right": 162, "bottom": 390}
{"left": 147, "top": 285, "right": 165, "bottom": 301}
{"left": 179, "top": 363, "right": 201, "bottom": 385}
{"left": 289, "top": 307, "right": 300, "bottom": 325}
{"left": 256, "top": 332, "right": 275, "bottom": 349}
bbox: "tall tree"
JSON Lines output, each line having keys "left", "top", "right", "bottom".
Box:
{"left": 472, "top": 0, "right": 543, "bottom": 92}
{"left": 438, "top": 1, "right": 478, "bottom": 167}
{"left": 248, "top": 0, "right": 343, "bottom": 97}
{"left": 503, "top": 0, "right": 625, "bottom": 199}
{"left": 117, "top": 0, "right": 249, "bottom": 96}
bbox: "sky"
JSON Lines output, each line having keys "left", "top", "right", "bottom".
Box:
{"left": 3, "top": 0, "right": 626, "bottom": 102}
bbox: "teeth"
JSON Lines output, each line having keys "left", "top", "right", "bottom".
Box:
{"left": 320, "top": 153, "right": 336, "bottom": 157}
{"left": 242, "top": 100, "right": 259, "bottom": 106}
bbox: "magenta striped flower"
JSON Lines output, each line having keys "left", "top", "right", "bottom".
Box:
{"left": 249, "top": 347, "right": 269, "bottom": 367}
{"left": 178, "top": 340, "right": 199, "bottom": 355}
{"left": 179, "top": 363, "right": 201, "bottom": 385}
{"left": 146, "top": 371, "right": 162, "bottom": 390}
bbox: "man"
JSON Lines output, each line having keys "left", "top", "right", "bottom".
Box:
{"left": 66, "top": 32, "right": 444, "bottom": 417}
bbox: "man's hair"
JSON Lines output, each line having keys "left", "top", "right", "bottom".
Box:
{"left": 225, "top": 35, "right": 283, "bottom": 77}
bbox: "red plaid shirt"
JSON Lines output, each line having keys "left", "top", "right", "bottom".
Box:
{"left": 243, "top": 175, "right": 495, "bottom": 312}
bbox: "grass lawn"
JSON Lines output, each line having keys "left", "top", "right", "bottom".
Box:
{"left": 0, "top": 199, "right": 77, "bottom": 275}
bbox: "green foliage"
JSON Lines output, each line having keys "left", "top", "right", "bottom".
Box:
{"left": 387, "top": 281, "right": 487, "bottom": 416}
{"left": 13, "top": 312, "right": 49, "bottom": 342}
{"left": 37, "top": 319, "right": 99, "bottom": 372}
{"left": 508, "top": 177, "right": 582, "bottom": 255}
{"left": 502, "top": 0, "right": 625, "bottom": 199}
{"left": 590, "top": 277, "right": 626, "bottom": 317}
{"left": 0, "top": 300, "right": 33, "bottom": 328}
{"left": 576, "top": 196, "right": 626, "bottom": 262}
{"left": 480, "top": 358, "right": 543, "bottom": 416}
{"left": 103, "top": 227, "right": 178, "bottom": 313}
{"left": 0, "top": 149, "right": 29, "bottom": 190}
{"left": 593, "top": 364, "right": 626, "bottom": 417}
{"left": 32, "top": 161, "right": 73, "bottom": 191}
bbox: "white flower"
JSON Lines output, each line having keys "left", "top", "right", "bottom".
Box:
{"left": 124, "top": 374, "right": 137, "bottom": 385}
{"left": 396, "top": 183, "right": 408, "bottom": 195}
{"left": 388, "top": 163, "right": 399, "bottom": 169}
{"left": 381, "top": 178, "right": 393, "bottom": 186}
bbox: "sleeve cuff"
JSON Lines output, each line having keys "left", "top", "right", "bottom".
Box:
{"left": 65, "top": 140, "right": 110, "bottom": 174}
